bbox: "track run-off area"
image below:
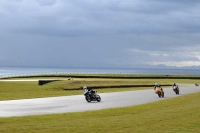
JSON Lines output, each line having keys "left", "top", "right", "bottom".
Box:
{"left": 0, "top": 84, "right": 199, "bottom": 117}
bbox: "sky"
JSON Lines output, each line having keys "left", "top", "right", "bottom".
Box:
{"left": 1, "top": 0, "right": 200, "bottom": 69}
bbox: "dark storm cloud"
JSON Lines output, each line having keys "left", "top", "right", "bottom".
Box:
{"left": 1, "top": 0, "right": 200, "bottom": 36}
{"left": 0, "top": 0, "right": 200, "bottom": 68}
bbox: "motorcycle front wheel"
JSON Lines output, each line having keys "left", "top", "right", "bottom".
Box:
{"left": 85, "top": 95, "right": 91, "bottom": 102}
{"left": 158, "top": 92, "right": 161, "bottom": 97}
{"left": 162, "top": 91, "right": 164, "bottom": 97}
{"left": 96, "top": 95, "right": 101, "bottom": 102}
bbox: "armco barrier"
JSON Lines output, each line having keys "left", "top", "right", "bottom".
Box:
{"left": 38, "top": 80, "right": 60, "bottom": 85}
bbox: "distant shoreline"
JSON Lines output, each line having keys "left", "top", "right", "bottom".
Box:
{"left": 1, "top": 66, "right": 200, "bottom": 77}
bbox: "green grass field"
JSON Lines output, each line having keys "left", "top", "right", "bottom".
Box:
{"left": 0, "top": 76, "right": 200, "bottom": 133}
{"left": 0, "top": 92, "right": 199, "bottom": 133}
{"left": 0, "top": 77, "right": 199, "bottom": 100}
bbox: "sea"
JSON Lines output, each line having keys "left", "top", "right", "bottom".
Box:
{"left": 0, "top": 66, "right": 200, "bottom": 78}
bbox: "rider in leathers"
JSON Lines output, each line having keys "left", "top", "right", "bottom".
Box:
{"left": 83, "top": 86, "right": 95, "bottom": 97}
{"left": 154, "top": 83, "right": 163, "bottom": 91}
{"left": 173, "top": 83, "right": 176, "bottom": 87}
{"left": 172, "top": 83, "right": 179, "bottom": 90}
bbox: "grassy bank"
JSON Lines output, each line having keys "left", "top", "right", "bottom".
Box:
{"left": 0, "top": 80, "right": 158, "bottom": 100}
{"left": 0, "top": 92, "right": 199, "bottom": 133}
{"left": 0, "top": 77, "right": 199, "bottom": 100}
{"left": 0, "top": 75, "right": 199, "bottom": 132}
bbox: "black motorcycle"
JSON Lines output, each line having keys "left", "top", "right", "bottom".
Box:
{"left": 173, "top": 85, "right": 179, "bottom": 94}
{"left": 84, "top": 90, "right": 101, "bottom": 102}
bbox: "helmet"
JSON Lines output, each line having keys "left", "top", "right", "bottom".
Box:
{"left": 83, "top": 86, "right": 87, "bottom": 90}
{"left": 155, "top": 83, "right": 158, "bottom": 86}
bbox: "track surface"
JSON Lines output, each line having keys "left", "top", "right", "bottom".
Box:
{"left": 0, "top": 86, "right": 199, "bottom": 117}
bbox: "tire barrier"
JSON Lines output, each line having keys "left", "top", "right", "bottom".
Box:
{"left": 38, "top": 80, "right": 59, "bottom": 85}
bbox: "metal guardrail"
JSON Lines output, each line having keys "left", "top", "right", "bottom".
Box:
{"left": 1, "top": 71, "right": 200, "bottom": 79}
{"left": 0, "top": 71, "right": 137, "bottom": 79}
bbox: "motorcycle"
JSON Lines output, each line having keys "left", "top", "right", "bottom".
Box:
{"left": 173, "top": 85, "right": 179, "bottom": 94}
{"left": 155, "top": 87, "right": 164, "bottom": 97}
{"left": 84, "top": 90, "right": 101, "bottom": 102}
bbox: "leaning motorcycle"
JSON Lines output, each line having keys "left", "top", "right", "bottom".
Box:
{"left": 84, "top": 90, "right": 101, "bottom": 102}
{"left": 173, "top": 85, "right": 179, "bottom": 94}
{"left": 155, "top": 87, "right": 164, "bottom": 97}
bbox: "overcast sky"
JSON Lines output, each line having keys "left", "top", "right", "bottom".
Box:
{"left": 1, "top": 0, "right": 200, "bottom": 69}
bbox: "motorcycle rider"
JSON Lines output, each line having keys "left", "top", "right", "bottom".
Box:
{"left": 172, "top": 83, "right": 179, "bottom": 90}
{"left": 154, "top": 83, "right": 163, "bottom": 91}
{"left": 172, "top": 83, "right": 176, "bottom": 87}
{"left": 154, "top": 83, "right": 159, "bottom": 90}
{"left": 83, "top": 86, "right": 95, "bottom": 97}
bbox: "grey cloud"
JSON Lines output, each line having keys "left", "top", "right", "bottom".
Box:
{"left": 1, "top": 0, "right": 200, "bottom": 68}
{"left": 35, "top": 0, "right": 56, "bottom": 6}
{"left": 1, "top": 0, "right": 200, "bottom": 37}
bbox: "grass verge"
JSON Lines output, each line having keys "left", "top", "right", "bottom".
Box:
{"left": 0, "top": 92, "right": 199, "bottom": 133}
{"left": 0, "top": 77, "right": 199, "bottom": 100}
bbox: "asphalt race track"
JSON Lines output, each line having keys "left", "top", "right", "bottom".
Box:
{"left": 0, "top": 86, "right": 199, "bottom": 117}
